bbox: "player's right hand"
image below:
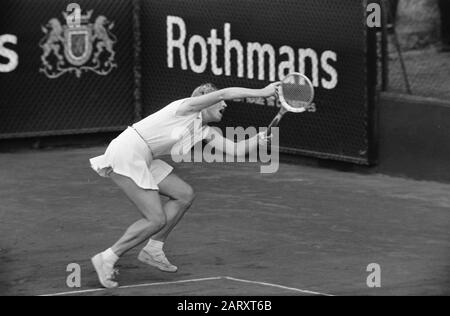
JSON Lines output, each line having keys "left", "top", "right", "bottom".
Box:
{"left": 258, "top": 131, "right": 272, "bottom": 146}
{"left": 260, "top": 82, "right": 281, "bottom": 98}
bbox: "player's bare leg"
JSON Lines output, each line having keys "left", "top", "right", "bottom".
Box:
{"left": 92, "top": 172, "right": 167, "bottom": 288}
{"left": 138, "top": 173, "right": 195, "bottom": 272}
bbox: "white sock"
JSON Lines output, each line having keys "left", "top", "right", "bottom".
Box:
{"left": 102, "top": 248, "right": 119, "bottom": 265}
{"left": 145, "top": 239, "right": 164, "bottom": 252}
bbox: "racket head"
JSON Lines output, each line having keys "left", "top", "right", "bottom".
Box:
{"left": 278, "top": 72, "right": 315, "bottom": 113}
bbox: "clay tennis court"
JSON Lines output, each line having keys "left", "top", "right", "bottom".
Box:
{"left": 0, "top": 146, "right": 448, "bottom": 296}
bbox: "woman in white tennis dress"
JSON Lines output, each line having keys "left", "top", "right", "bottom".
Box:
{"left": 89, "top": 82, "right": 279, "bottom": 289}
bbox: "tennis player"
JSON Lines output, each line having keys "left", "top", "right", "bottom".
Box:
{"left": 89, "top": 82, "right": 280, "bottom": 288}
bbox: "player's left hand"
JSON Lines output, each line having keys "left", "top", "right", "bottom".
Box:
{"left": 260, "top": 82, "right": 281, "bottom": 98}
{"left": 258, "top": 131, "right": 272, "bottom": 146}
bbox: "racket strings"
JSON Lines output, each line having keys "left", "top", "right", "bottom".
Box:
{"left": 281, "top": 74, "right": 314, "bottom": 109}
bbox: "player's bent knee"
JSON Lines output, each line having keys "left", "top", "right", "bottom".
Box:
{"left": 179, "top": 186, "right": 196, "bottom": 207}
{"left": 144, "top": 210, "right": 167, "bottom": 230}
{"left": 153, "top": 213, "right": 167, "bottom": 230}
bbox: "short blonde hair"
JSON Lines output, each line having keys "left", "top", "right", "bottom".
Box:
{"left": 191, "top": 83, "right": 218, "bottom": 97}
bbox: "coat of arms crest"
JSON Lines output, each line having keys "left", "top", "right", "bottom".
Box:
{"left": 39, "top": 10, "right": 117, "bottom": 78}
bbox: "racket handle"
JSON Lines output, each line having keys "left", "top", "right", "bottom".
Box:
{"left": 267, "top": 111, "right": 285, "bottom": 136}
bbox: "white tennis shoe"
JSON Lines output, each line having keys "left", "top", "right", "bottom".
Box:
{"left": 138, "top": 248, "right": 178, "bottom": 273}
{"left": 91, "top": 253, "right": 119, "bottom": 289}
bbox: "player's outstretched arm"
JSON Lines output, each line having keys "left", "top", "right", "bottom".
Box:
{"left": 179, "top": 82, "right": 280, "bottom": 113}
{"left": 205, "top": 129, "right": 270, "bottom": 157}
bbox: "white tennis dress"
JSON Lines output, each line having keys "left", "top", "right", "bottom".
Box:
{"left": 90, "top": 98, "right": 210, "bottom": 190}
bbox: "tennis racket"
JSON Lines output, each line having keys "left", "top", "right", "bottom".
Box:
{"left": 266, "top": 72, "right": 315, "bottom": 136}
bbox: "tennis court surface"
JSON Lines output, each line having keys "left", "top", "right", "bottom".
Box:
{"left": 0, "top": 146, "right": 449, "bottom": 296}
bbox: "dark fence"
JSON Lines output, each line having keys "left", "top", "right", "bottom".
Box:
{"left": 0, "top": 0, "right": 136, "bottom": 138}
{"left": 380, "top": 0, "right": 450, "bottom": 101}
{"left": 0, "top": 0, "right": 378, "bottom": 165}
{"left": 141, "top": 0, "right": 377, "bottom": 164}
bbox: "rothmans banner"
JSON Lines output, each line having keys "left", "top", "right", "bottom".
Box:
{"left": 140, "top": 0, "right": 377, "bottom": 164}
{"left": 0, "top": 0, "right": 377, "bottom": 164}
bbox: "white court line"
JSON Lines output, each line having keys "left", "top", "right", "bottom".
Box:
{"left": 223, "top": 276, "right": 334, "bottom": 296}
{"left": 39, "top": 275, "right": 333, "bottom": 297}
{"left": 39, "top": 276, "right": 223, "bottom": 297}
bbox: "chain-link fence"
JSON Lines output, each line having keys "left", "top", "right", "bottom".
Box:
{"left": 382, "top": 0, "right": 450, "bottom": 100}
{"left": 0, "top": 0, "right": 137, "bottom": 138}
{"left": 141, "top": 0, "right": 377, "bottom": 164}
{"left": 1, "top": 0, "right": 378, "bottom": 164}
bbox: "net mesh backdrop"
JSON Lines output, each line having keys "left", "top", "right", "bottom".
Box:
{"left": 0, "top": 0, "right": 377, "bottom": 165}
{"left": 382, "top": 0, "right": 450, "bottom": 100}
{"left": 141, "top": 0, "right": 376, "bottom": 164}
{"left": 0, "top": 0, "right": 136, "bottom": 138}
{"left": 281, "top": 75, "right": 315, "bottom": 108}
